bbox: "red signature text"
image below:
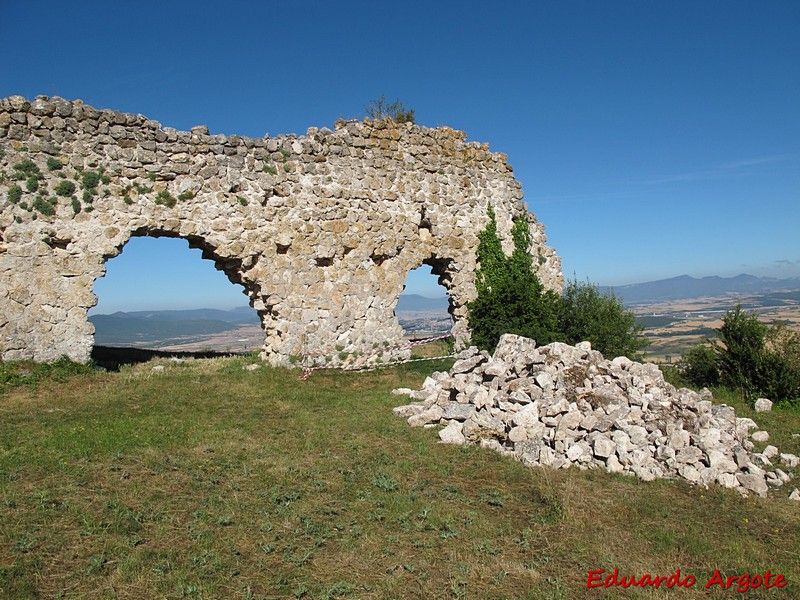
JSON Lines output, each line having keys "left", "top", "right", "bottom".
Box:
{"left": 587, "top": 568, "right": 787, "bottom": 592}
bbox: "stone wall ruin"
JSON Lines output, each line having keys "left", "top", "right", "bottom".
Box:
{"left": 0, "top": 95, "right": 562, "bottom": 365}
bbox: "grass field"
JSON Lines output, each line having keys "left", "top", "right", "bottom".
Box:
{"left": 1, "top": 353, "right": 799, "bottom": 599}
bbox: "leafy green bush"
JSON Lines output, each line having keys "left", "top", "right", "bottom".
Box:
{"left": 55, "top": 180, "right": 76, "bottom": 197}
{"left": 557, "top": 278, "right": 646, "bottom": 360}
{"left": 25, "top": 176, "right": 39, "bottom": 192}
{"left": 468, "top": 271, "right": 560, "bottom": 351}
{"left": 71, "top": 197, "right": 81, "bottom": 214}
{"left": 46, "top": 157, "right": 63, "bottom": 171}
{"left": 682, "top": 345, "right": 720, "bottom": 387}
{"left": 467, "top": 207, "right": 647, "bottom": 359}
{"left": 7, "top": 184, "right": 22, "bottom": 204}
{"left": 683, "top": 306, "right": 800, "bottom": 406}
{"left": 716, "top": 306, "right": 768, "bottom": 400}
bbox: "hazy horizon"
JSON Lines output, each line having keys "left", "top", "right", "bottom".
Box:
{"left": 89, "top": 271, "right": 800, "bottom": 315}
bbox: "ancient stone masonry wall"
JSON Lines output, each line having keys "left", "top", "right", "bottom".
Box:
{"left": 0, "top": 95, "right": 562, "bottom": 364}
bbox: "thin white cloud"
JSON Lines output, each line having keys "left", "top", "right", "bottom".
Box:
{"left": 640, "top": 153, "right": 798, "bottom": 185}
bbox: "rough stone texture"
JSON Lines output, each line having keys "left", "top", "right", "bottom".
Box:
{"left": 394, "top": 334, "right": 797, "bottom": 498}
{"left": 754, "top": 398, "right": 773, "bottom": 412}
{"left": 0, "top": 96, "right": 562, "bottom": 364}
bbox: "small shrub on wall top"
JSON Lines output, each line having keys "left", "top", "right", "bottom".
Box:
{"left": 365, "top": 96, "right": 416, "bottom": 124}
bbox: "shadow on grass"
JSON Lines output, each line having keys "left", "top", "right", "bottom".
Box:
{"left": 91, "top": 345, "right": 249, "bottom": 371}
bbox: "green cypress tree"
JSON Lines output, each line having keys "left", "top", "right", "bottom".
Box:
{"left": 468, "top": 207, "right": 558, "bottom": 351}
{"left": 474, "top": 206, "right": 507, "bottom": 295}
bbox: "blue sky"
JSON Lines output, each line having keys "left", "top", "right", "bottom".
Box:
{"left": 2, "top": 1, "right": 798, "bottom": 312}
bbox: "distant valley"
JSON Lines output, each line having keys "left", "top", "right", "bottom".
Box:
{"left": 90, "top": 275, "right": 800, "bottom": 359}
{"left": 609, "top": 275, "right": 800, "bottom": 362}
{"left": 90, "top": 296, "right": 453, "bottom": 352}
{"left": 605, "top": 273, "right": 800, "bottom": 305}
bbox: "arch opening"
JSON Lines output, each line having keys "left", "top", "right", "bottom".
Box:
{"left": 89, "top": 231, "right": 263, "bottom": 362}
{"left": 395, "top": 259, "right": 456, "bottom": 342}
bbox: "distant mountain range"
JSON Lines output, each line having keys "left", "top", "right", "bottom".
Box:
{"left": 90, "top": 276, "right": 800, "bottom": 346}
{"left": 89, "top": 306, "right": 259, "bottom": 345}
{"left": 604, "top": 274, "right": 800, "bottom": 305}
{"left": 90, "top": 297, "right": 455, "bottom": 347}
{"left": 395, "top": 294, "right": 450, "bottom": 312}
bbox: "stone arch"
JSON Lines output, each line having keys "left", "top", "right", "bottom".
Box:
{"left": 393, "top": 256, "right": 461, "bottom": 342}
{"left": 95, "top": 225, "right": 262, "bottom": 316}
{"left": 0, "top": 95, "right": 563, "bottom": 365}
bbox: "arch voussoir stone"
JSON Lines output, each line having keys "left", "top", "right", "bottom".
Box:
{"left": 0, "top": 95, "right": 562, "bottom": 366}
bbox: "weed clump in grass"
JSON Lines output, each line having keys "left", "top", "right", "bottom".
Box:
{"left": 0, "top": 357, "right": 94, "bottom": 390}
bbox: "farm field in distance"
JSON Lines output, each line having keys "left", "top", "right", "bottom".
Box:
{"left": 635, "top": 290, "right": 800, "bottom": 362}
{"left": 87, "top": 283, "right": 800, "bottom": 364}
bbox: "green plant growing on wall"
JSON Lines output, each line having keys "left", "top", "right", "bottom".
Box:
{"left": 468, "top": 208, "right": 646, "bottom": 358}
{"left": 46, "top": 157, "right": 63, "bottom": 171}
{"left": 263, "top": 155, "right": 277, "bottom": 175}
{"left": 178, "top": 191, "right": 195, "bottom": 201}
{"left": 12, "top": 159, "right": 41, "bottom": 179}
{"left": 7, "top": 185, "right": 22, "bottom": 204}
{"left": 71, "top": 197, "right": 81, "bottom": 214}
{"left": 365, "top": 96, "right": 416, "bottom": 124}
{"left": 81, "top": 170, "right": 101, "bottom": 194}
{"left": 32, "top": 196, "right": 56, "bottom": 216}
{"left": 155, "top": 190, "right": 176, "bottom": 208}
{"left": 55, "top": 180, "right": 76, "bottom": 197}
{"left": 25, "top": 176, "right": 40, "bottom": 192}
{"left": 468, "top": 207, "right": 559, "bottom": 351}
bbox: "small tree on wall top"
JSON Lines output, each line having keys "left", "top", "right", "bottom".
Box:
{"left": 365, "top": 96, "right": 416, "bottom": 124}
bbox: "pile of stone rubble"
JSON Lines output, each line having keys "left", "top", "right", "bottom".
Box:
{"left": 393, "top": 334, "right": 799, "bottom": 498}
